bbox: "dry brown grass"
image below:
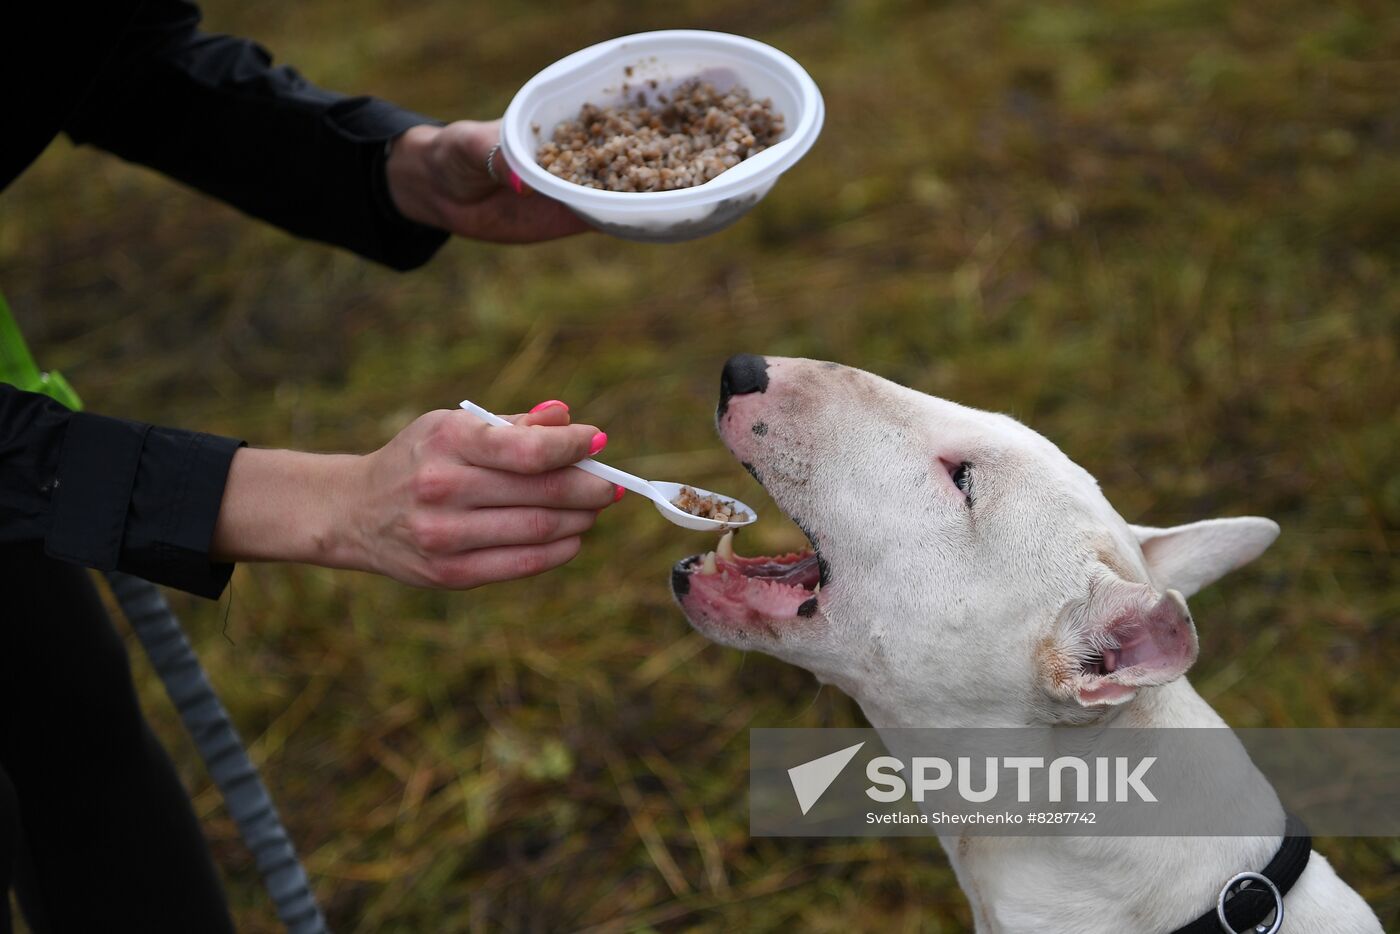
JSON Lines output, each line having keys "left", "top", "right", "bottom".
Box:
{"left": 3, "top": 0, "right": 1397, "bottom": 930}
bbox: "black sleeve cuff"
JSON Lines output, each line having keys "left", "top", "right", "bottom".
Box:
{"left": 45, "top": 412, "right": 149, "bottom": 570}
{"left": 123, "top": 428, "right": 245, "bottom": 599}
{"left": 325, "top": 96, "right": 439, "bottom": 143}
{"left": 46, "top": 411, "right": 245, "bottom": 599}
{"left": 328, "top": 99, "right": 451, "bottom": 272}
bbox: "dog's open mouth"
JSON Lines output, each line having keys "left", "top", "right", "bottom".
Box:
{"left": 672, "top": 530, "right": 822, "bottom": 626}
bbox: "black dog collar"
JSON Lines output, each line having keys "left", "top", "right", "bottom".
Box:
{"left": 1169, "top": 813, "right": 1311, "bottom": 934}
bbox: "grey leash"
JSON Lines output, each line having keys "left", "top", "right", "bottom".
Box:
{"left": 105, "top": 572, "right": 329, "bottom": 934}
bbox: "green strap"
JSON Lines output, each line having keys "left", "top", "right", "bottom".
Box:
{"left": 0, "top": 290, "right": 83, "bottom": 411}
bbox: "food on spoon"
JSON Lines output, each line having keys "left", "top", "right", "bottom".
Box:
{"left": 536, "top": 78, "right": 785, "bottom": 192}
{"left": 673, "top": 485, "right": 749, "bottom": 523}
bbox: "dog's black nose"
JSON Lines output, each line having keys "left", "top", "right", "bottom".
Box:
{"left": 719, "top": 354, "right": 769, "bottom": 418}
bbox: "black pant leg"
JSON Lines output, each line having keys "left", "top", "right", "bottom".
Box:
{"left": 0, "top": 544, "right": 235, "bottom": 933}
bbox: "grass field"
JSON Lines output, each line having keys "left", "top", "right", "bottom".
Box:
{"left": 2, "top": 0, "right": 1397, "bottom": 930}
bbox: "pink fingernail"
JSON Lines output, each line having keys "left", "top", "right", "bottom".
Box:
{"left": 588, "top": 432, "right": 608, "bottom": 456}
{"left": 508, "top": 169, "right": 524, "bottom": 195}
{"left": 530, "top": 399, "right": 568, "bottom": 414}
{"left": 612, "top": 484, "right": 625, "bottom": 503}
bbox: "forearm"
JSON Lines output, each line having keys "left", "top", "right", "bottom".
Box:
{"left": 210, "top": 447, "right": 363, "bottom": 568}
{"left": 63, "top": 0, "right": 448, "bottom": 270}
{"left": 177, "top": 408, "right": 619, "bottom": 592}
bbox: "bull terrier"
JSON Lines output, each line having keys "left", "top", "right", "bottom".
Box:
{"left": 671, "top": 355, "right": 1381, "bottom": 933}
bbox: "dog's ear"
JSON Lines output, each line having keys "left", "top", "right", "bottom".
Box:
{"left": 1130, "top": 517, "right": 1279, "bottom": 598}
{"left": 1051, "top": 581, "right": 1199, "bottom": 707}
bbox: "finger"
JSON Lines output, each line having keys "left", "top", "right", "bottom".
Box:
{"left": 441, "top": 189, "right": 592, "bottom": 243}
{"left": 417, "top": 507, "right": 598, "bottom": 553}
{"left": 465, "top": 465, "right": 619, "bottom": 510}
{"left": 469, "top": 422, "right": 606, "bottom": 474}
{"left": 413, "top": 461, "right": 617, "bottom": 510}
{"left": 506, "top": 401, "right": 572, "bottom": 428}
{"left": 426, "top": 536, "right": 583, "bottom": 589}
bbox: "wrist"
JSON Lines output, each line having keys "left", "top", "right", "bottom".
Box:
{"left": 384, "top": 124, "right": 446, "bottom": 229}
{"left": 298, "top": 452, "right": 366, "bottom": 570}
{"left": 211, "top": 448, "right": 366, "bottom": 570}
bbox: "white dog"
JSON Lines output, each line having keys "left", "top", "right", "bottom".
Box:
{"left": 672, "top": 355, "right": 1381, "bottom": 933}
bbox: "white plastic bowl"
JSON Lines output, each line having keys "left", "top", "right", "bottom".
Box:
{"left": 500, "top": 30, "right": 824, "bottom": 243}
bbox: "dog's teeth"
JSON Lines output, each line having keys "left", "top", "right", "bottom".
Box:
{"left": 700, "top": 551, "right": 718, "bottom": 575}
{"left": 813, "top": 581, "right": 821, "bottom": 593}
{"left": 717, "top": 530, "right": 736, "bottom": 562}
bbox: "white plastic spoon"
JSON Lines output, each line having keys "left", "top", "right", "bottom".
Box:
{"left": 459, "top": 400, "right": 757, "bottom": 532}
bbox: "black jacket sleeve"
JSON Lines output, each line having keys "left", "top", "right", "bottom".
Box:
{"left": 61, "top": 0, "right": 449, "bottom": 271}
{"left": 0, "top": 383, "right": 243, "bottom": 599}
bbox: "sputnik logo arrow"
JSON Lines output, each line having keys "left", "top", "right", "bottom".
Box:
{"left": 787, "top": 742, "right": 865, "bottom": 815}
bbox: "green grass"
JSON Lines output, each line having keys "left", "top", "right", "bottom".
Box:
{"left": 3, "top": 0, "right": 1397, "bottom": 930}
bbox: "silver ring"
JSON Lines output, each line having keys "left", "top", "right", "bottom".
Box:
{"left": 1216, "top": 872, "right": 1284, "bottom": 934}
{"left": 485, "top": 143, "right": 503, "bottom": 185}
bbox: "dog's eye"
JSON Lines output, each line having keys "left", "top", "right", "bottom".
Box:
{"left": 951, "top": 462, "right": 972, "bottom": 494}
